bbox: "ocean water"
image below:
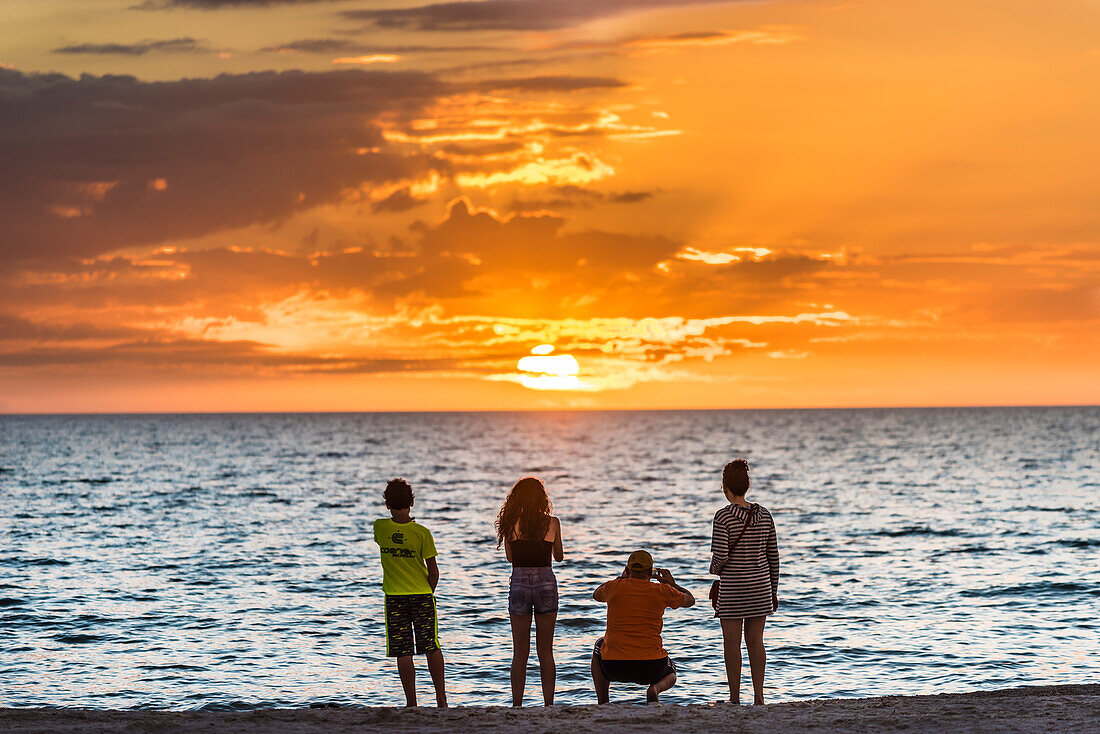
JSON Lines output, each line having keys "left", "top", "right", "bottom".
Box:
{"left": 0, "top": 408, "right": 1097, "bottom": 710}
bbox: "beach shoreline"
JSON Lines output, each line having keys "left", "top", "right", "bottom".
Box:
{"left": 2, "top": 684, "right": 1097, "bottom": 733}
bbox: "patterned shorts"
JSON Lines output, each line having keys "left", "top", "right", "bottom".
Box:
{"left": 384, "top": 593, "right": 440, "bottom": 658}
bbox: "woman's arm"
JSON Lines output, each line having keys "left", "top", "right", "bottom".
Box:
{"left": 551, "top": 516, "right": 564, "bottom": 562}
{"left": 767, "top": 517, "right": 779, "bottom": 608}
{"left": 504, "top": 538, "right": 513, "bottom": 563}
{"left": 709, "top": 513, "right": 729, "bottom": 575}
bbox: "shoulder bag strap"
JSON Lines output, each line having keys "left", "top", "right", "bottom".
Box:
{"left": 710, "top": 504, "right": 758, "bottom": 604}
{"left": 728, "top": 504, "right": 758, "bottom": 552}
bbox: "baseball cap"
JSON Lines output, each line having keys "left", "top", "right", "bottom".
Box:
{"left": 627, "top": 549, "right": 653, "bottom": 571}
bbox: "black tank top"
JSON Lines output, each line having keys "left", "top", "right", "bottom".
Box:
{"left": 511, "top": 539, "right": 552, "bottom": 567}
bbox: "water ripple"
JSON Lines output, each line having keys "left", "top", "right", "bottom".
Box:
{"left": 0, "top": 407, "right": 1096, "bottom": 709}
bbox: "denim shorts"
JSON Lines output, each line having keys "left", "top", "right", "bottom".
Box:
{"left": 508, "top": 566, "right": 558, "bottom": 616}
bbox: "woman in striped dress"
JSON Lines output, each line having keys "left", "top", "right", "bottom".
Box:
{"left": 709, "top": 459, "right": 779, "bottom": 704}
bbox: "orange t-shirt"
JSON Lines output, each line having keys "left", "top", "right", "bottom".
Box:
{"left": 595, "top": 578, "right": 686, "bottom": 660}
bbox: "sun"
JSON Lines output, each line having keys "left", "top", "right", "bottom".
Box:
{"left": 515, "top": 345, "right": 588, "bottom": 391}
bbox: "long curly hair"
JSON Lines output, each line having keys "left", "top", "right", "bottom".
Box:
{"left": 495, "top": 476, "right": 552, "bottom": 549}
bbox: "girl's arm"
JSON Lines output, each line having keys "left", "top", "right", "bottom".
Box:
{"left": 551, "top": 516, "right": 564, "bottom": 562}
{"left": 504, "top": 538, "right": 513, "bottom": 563}
{"left": 709, "top": 513, "right": 729, "bottom": 575}
{"left": 767, "top": 518, "right": 780, "bottom": 597}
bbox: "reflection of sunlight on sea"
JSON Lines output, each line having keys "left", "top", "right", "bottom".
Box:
{"left": 1, "top": 407, "right": 1097, "bottom": 708}
{"left": 518, "top": 374, "right": 589, "bottom": 391}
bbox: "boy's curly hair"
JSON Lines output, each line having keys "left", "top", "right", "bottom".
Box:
{"left": 384, "top": 478, "right": 413, "bottom": 509}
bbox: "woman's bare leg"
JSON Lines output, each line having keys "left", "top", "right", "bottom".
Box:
{"left": 533, "top": 612, "right": 557, "bottom": 705}
{"left": 509, "top": 613, "right": 532, "bottom": 707}
{"left": 720, "top": 618, "right": 744, "bottom": 703}
{"left": 744, "top": 615, "right": 767, "bottom": 704}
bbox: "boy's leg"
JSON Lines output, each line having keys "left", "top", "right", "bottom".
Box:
{"left": 396, "top": 655, "right": 417, "bottom": 707}
{"left": 386, "top": 595, "right": 417, "bottom": 706}
{"left": 411, "top": 594, "right": 447, "bottom": 708}
{"left": 426, "top": 649, "right": 447, "bottom": 708}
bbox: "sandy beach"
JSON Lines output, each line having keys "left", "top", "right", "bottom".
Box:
{"left": 2, "top": 684, "right": 1096, "bottom": 734}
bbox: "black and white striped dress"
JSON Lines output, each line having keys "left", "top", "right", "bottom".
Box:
{"left": 709, "top": 503, "right": 779, "bottom": 619}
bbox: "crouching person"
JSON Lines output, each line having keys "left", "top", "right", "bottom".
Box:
{"left": 591, "top": 550, "right": 695, "bottom": 704}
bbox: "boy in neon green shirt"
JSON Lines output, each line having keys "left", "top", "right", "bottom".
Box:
{"left": 373, "top": 478, "right": 447, "bottom": 707}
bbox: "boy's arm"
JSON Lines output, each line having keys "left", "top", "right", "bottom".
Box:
{"left": 421, "top": 527, "right": 440, "bottom": 592}
{"left": 425, "top": 556, "right": 440, "bottom": 592}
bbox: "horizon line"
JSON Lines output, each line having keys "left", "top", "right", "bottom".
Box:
{"left": 2, "top": 402, "right": 1097, "bottom": 417}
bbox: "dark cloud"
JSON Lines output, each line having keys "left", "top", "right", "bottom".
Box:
{"left": 0, "top": 242, "right": 479, "bottom": 314}
{"left": 0, "top": 67, "right": 446, "bottom": 262}
{"left": 2, "top": 194, "right": 847, "bottom": 326}
{"left": 343, "top": 0, "right": 743, "bottom": 32}
{"left": 418, "top": 199, "right": 678, "bottom": 273}
{"left": 509, "top": 186, "right": 654, "bottom": 211}
{"left": 0, "top": 65, "right": 635, "bottom": 264}
{"left": 610, "top": 191, "right": 653, "bottom": 203}
{"left": 372, "top": 188, "right": 429, "bottom": 213}
{"left": 440, "top": 140, "right": 526, "bottom": 157}
{"left": 473, "top": 75, "right": 627, "bottom": 93}
{"left": 981, "top": 286, "right": 1100, "bottom": 323}
{"left": 135, "top": 0, "right": 347, "bottom": 9}
{"left": 0, "top": 314, "right": 142, "bottom": 341}
{"left": 259, "top": 38, "right": 490, "bottom": 54}
{"left": 0, "top": 338, "right": 463, "bottom": 374}
{"left": 53, "top": 38, "right": 207, "bottom": 56}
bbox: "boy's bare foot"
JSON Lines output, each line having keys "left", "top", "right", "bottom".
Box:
{"left": 646, "top": 686, "right": 658, "bottom": 704}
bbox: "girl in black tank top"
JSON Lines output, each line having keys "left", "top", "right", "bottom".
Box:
{"left": 509, "top": 538, "right": 553, "bottom": 567}
{"left": 495, "top": 477, "right": 565, "bottom": 707}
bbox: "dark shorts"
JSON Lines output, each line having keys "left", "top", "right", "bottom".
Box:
{"left": 385, "top": 593, "right": 440, "bottom": 658}
{"left": 508, "top": 566, "right": 558, "bottom": 616}
{"left": 592, "top": 637, "right": 676, "bottom": 686}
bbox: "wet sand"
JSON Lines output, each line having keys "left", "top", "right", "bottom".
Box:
{"left": 2, "top": 684, "right": 1097, "bottom": 733}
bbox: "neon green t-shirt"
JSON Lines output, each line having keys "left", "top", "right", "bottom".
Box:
{"left": 373, "top": 517, "right": 438, "bottom": 596}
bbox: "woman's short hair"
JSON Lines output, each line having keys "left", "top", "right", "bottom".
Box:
{"left": 722, "top": 459, "right": 750, "bottom": 495}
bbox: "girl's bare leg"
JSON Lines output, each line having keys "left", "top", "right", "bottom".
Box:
{"left": 533, "top": 612, "right": 557, "bottom": 705}
{"left": 509, "top": 614, "right": 532, "bottom": 707}
{"left": 720, "top": 618, "right": 744, "bottom": 703}
{"left": 744, "top": 615, "right": 767, "bottom": 704}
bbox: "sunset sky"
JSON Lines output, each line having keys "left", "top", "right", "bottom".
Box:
{"left": 2, "top": 0, "right": 1098, "bottom": 412}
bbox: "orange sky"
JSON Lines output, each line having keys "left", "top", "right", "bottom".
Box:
{"left": 1, "top": 0, "right": 1098, "bottom": 412}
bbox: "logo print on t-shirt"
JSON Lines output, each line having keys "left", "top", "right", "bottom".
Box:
{"left": 391, "top": 532, "right": 405, "bottom": 545}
